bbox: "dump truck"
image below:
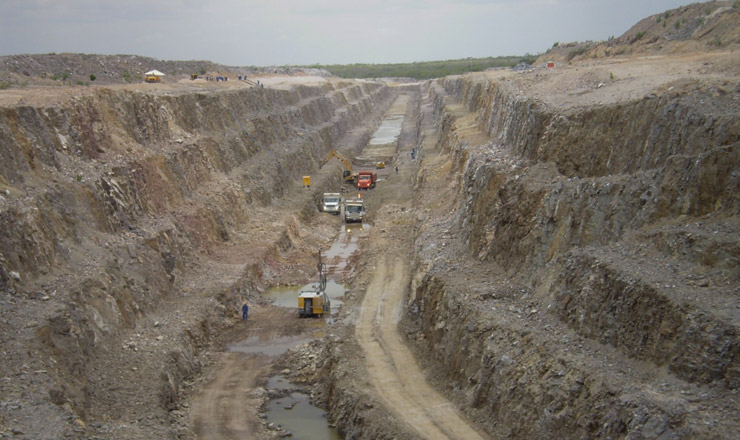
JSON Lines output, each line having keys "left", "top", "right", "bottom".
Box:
{"left": 298, "top": 251, "right": 330, "bottom": 317}
{"left": 321, "top": 192, "right": 341, "bottom": 214}
{"left": 357, "top": 171, "right": 377, "bottom": 190}
{"left": 344, "top": 198, "right": 365, "bottom": 223}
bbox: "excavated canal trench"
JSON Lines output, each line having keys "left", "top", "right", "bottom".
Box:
{"left": 1, "top": 54, "right": 739, "bottom": 439}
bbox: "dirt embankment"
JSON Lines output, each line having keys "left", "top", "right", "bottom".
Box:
{"left": 0, "top": 77, "right": 395, "bottom": 439}
{"left": 540, "top": 1, "right": 740, "bottom": 64}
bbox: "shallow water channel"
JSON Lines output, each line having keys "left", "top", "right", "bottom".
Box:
{"left": 250, "top": 222, "right": 365, "bottom": 439}
{"left": 257, "top": 281, "right": 347, "bottom": 438}
{"left": 266, "top": 375, "right": 342, "bottom": 440}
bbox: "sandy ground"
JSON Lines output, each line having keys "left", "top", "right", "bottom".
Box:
{"left": 483, "top": 51, "right": 740, "bottom": 111}
{"left": 0, "top": 74, "right": 335, "bottom": 107}
{"left": 190, "top": 307, "right": 316, "bottom": 440}
{"left": 356, "top": 254, "right": 486, "bottom": 439}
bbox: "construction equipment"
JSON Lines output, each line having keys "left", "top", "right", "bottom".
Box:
{"left": 376, "top": 161, "right": 386, "bottom": 169}
{"left": 357, "top": 171, "right": 377, "bottom": 190}
{"left": 322, "top": 150, "right": 357, "bottom": 183}
{"left": 298, "top": 251, "right": 330, "bottom": 317}
{"left": 344, "top": 198, "right": 365, "bottom": 223}
{"left": 321, "top": 192, "right": 341, "bottom": 214}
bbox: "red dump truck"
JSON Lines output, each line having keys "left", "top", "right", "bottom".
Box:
{"left": 356, "top": 171, "right": 377, "bottom": 190}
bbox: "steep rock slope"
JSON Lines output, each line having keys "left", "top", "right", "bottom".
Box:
{"left": 401, "top": 55, "right": 739, "bottom": 438}
{"left": 0, "top": 78, "right": 394, "bottom": 438}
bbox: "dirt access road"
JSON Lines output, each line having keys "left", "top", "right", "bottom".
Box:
{"left": 351, "top": 91, "right": 486, "bottom": 439}
{"left": 356, "top": 254, "right": 485, "bottom": 440}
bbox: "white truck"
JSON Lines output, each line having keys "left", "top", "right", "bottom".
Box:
{"left": 321, "top": 192, "right": 341, "bottom": 214}
{"left": 344, "top": 198, "right": 365, "bottom": 223}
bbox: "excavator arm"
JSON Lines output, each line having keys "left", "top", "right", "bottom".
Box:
{"left": 322, "top": 149, "right": 357, "bottom": 182}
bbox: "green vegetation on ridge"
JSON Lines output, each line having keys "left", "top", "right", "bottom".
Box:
{"left": 305, "top": 55, "right": 538, "bottom": 80}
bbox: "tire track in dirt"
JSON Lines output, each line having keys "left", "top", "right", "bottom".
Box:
{"left": 192, "top": 353, "right": 267, "bottom": 439}
{"left": 356, "top": 254, "right": 486, "bottom": 440}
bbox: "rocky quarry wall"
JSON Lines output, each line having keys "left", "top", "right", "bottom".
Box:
{"left": 400, "top": 76, "right": 739, "bottom": 438}
{"left": 0, "top": 80, "right": 393, "bottom": 438}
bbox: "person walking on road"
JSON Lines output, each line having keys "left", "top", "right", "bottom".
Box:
{"left": 241, "top": 302, "right": 249, "bottom": 321}
{"left": 395, "top": 166, "right": 398, "bottom": 174}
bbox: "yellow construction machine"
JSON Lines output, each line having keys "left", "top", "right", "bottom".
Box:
{"left": 322, "top": 149, "right": 357, "bottom": 183}
{"left": 298, "top": 251, "right": 330, "bottom": 318}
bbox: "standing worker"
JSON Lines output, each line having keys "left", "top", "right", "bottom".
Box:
{"left": 241, "top": 302, "right": 249, "bottom": 321}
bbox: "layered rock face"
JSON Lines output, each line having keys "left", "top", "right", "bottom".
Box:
{"left": 0, "top": 80, "right": 393, "bottom": 438}
{"left": 403, "top": 74, "right": 739, "bottom": 438}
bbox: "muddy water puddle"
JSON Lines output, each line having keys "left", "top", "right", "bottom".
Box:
{"left": 325, "top": 223, "right": 370, "bottom": 272}
{"left": 265, "top": 375, "right": 341, "bottom": 439}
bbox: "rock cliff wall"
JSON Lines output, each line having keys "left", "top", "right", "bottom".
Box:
{"left": 0, "top": 80, "right": 393, "bottom": 438}
{"left": 402, "top": 73, "right": 739, "bottom": 438}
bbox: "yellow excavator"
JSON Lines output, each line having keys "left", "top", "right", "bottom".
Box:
{"left": 322, "top": 149, "right": 357, "bottom": 183}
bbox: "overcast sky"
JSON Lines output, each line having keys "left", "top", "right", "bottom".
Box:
{"left": 1, "top": 0, "right": 697, "bottom": 66}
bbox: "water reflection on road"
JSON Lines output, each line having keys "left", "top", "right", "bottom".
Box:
{"left": 325, "top": 223, "right": 370, "bottom": 274}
